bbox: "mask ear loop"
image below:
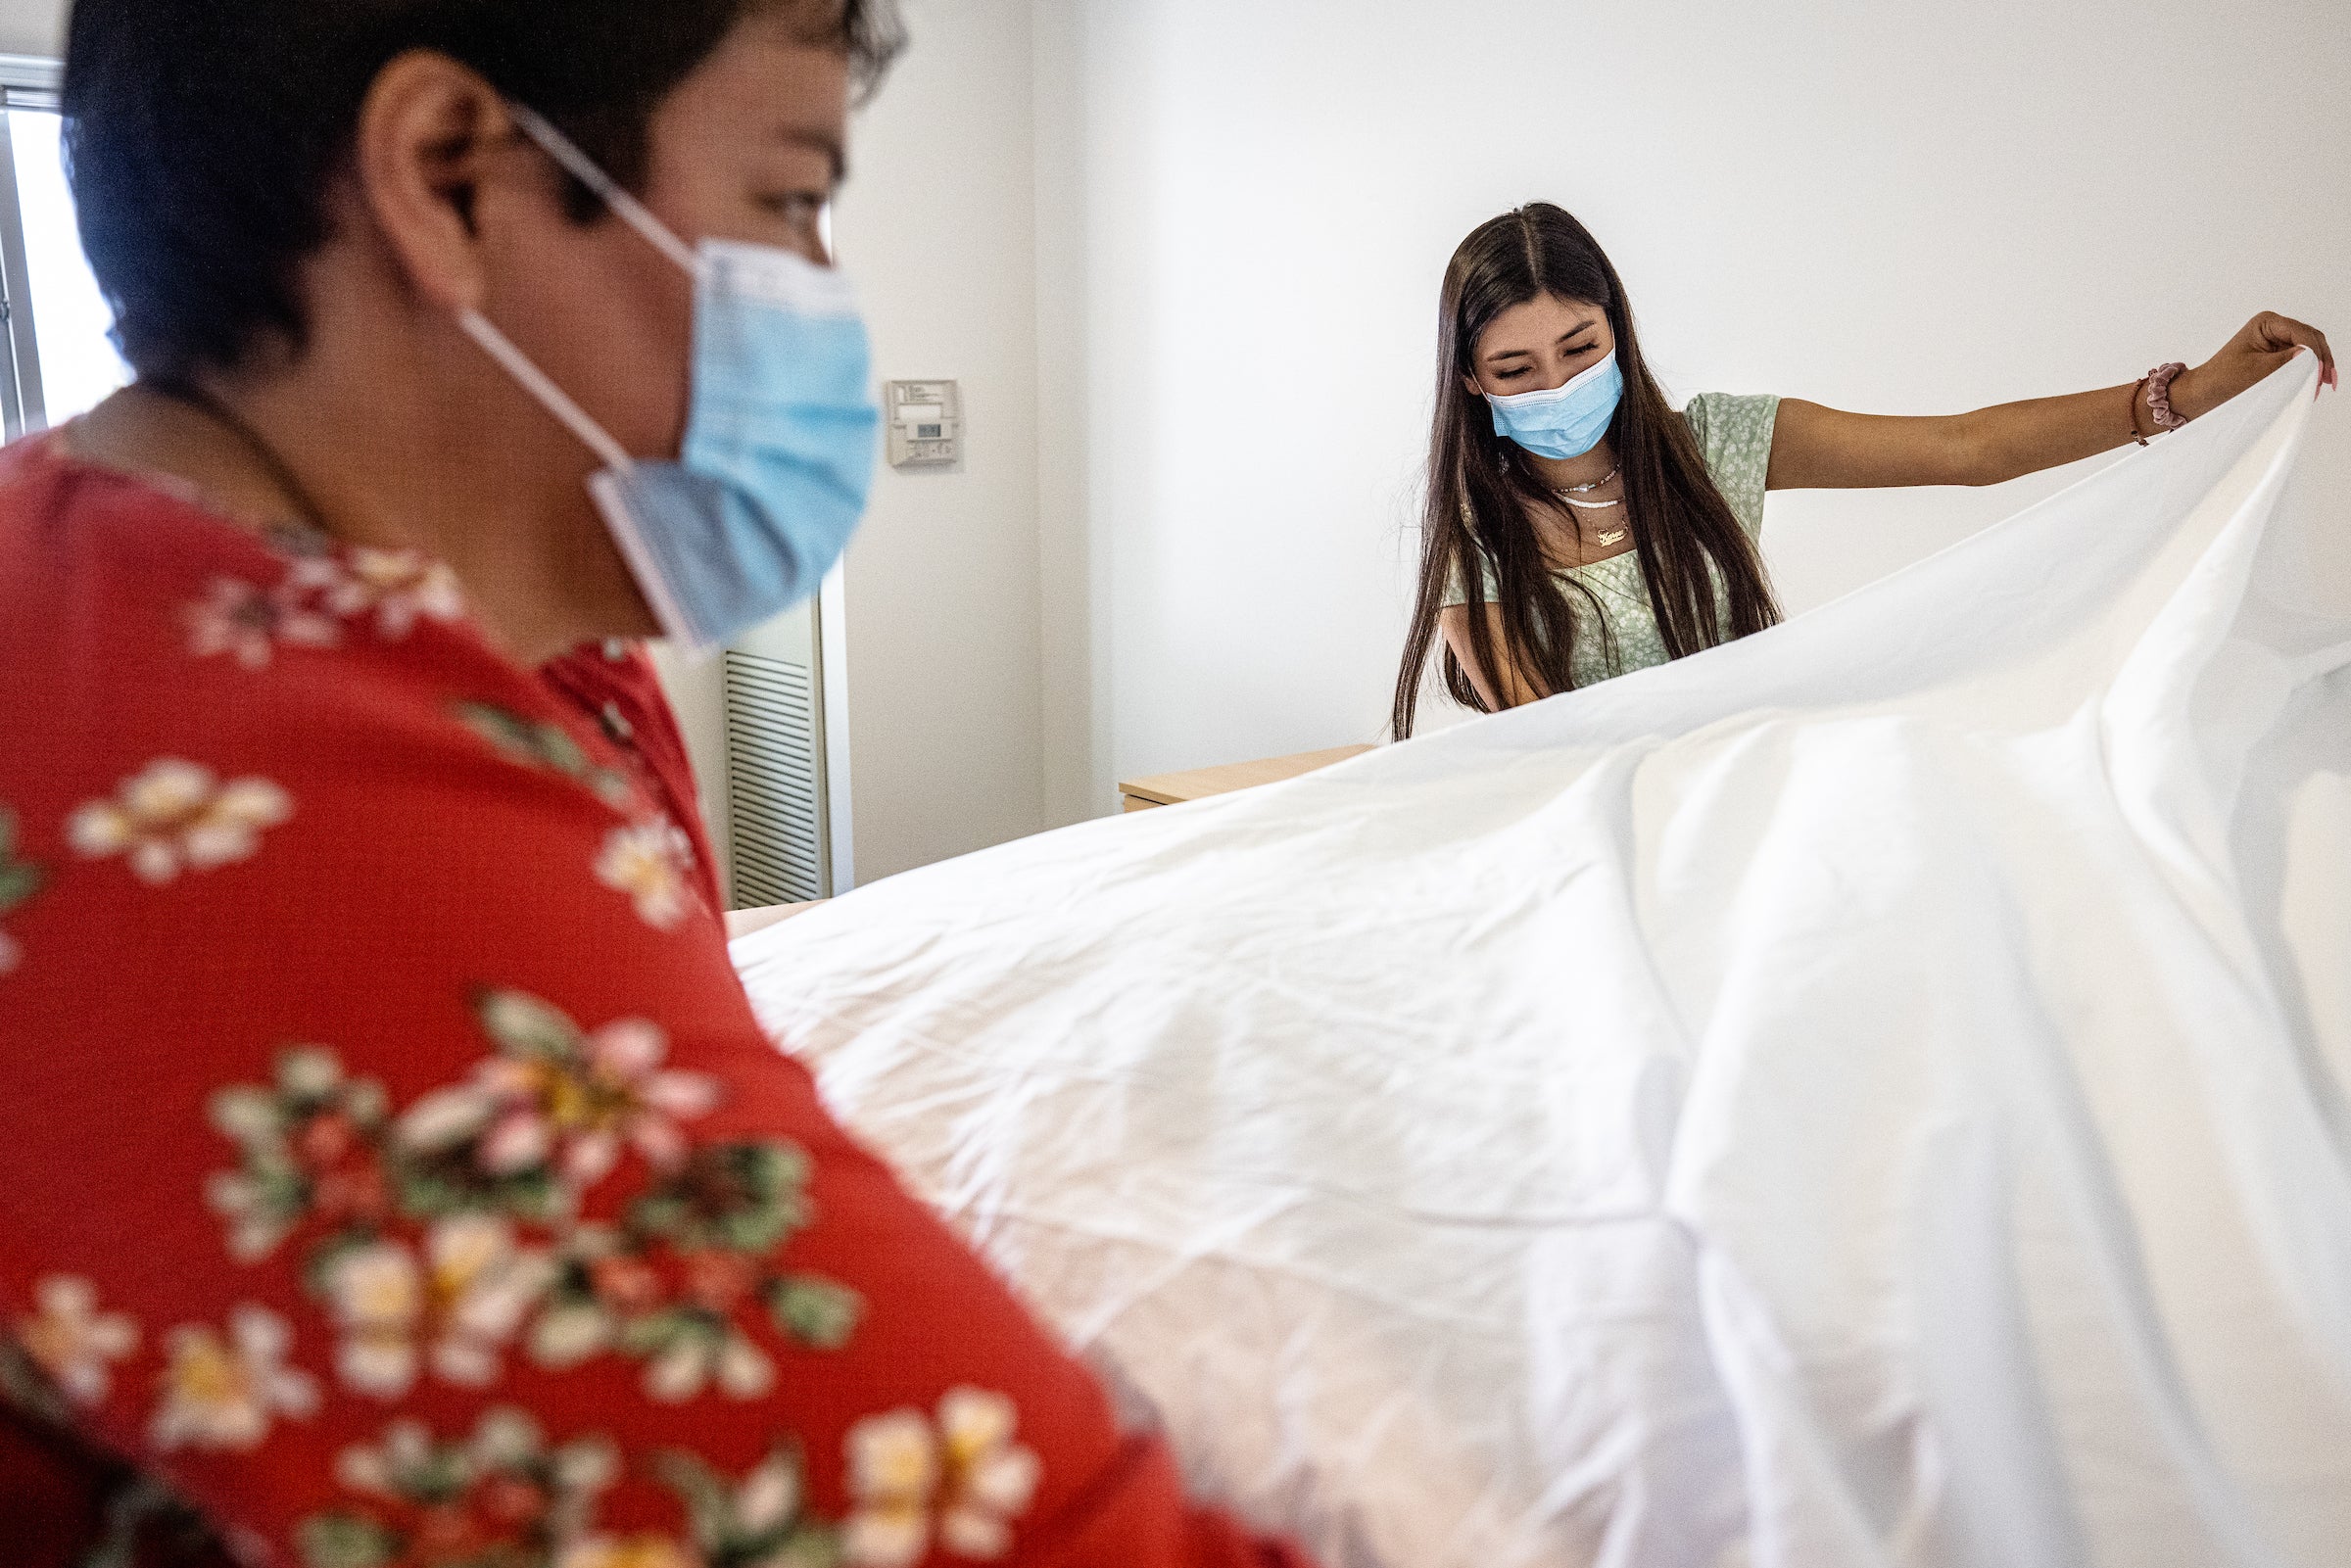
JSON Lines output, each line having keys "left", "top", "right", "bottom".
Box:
{"left": 460, "top": 308, "right": 701, "bottom": 648}
{"left": 505, "top": 103, "right": 706, "bottom": 280}
{"left": 457, "top": 310, "right": 638, "bottom": 475}
{"left": 466, "top": 105, "right": 722, "bottom": 651}
{"left": 459, "top": 105, "right": 706, "bottom": 472}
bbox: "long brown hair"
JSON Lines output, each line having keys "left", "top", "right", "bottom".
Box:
{"left": 1392, "top": 203, "right": 1780, "bottom": 739}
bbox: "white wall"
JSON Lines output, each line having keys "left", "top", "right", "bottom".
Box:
{"left": 829, "top": 0, "right": 1045, "bottom": 881}
{"left": 1032, "top": 0, "right": 1106, "bottom": 827}
{"left": 28, "top": 0, "right": 2348, "bottom": 875}
{"left": 0, "top": 0, "right": 60, "bottom": 57}
{"left": 1035, "top": 0, "right": 2351, "bottom": 816}
{"left": 657, "top": 0, "right": 1056, "bottom": 892}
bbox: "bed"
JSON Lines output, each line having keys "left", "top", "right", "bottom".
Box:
{"left": 733, "top": 358, "right": 2350, "bottom": 1568}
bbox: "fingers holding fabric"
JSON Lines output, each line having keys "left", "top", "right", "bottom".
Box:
{"left": 2246, "top": 311, "right": 2332, "bottom": 389}
{"left": 2181, "top": 312, "right": 2333, "bottom": 416}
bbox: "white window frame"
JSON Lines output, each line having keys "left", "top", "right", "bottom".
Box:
{"left": 0, "top": 53, "right": 69, "bottom": 441}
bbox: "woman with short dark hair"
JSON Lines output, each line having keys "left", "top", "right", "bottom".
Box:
{"left": 0, "top": 4, "right": 1313, "bottom": 1564}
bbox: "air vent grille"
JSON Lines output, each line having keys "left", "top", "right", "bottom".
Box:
{"left": 724, "top": 649, "right": 828, "bottom": 907}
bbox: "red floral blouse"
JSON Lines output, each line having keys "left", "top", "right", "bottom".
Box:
{"left": 0, "top": 435, "right": 1312, "bottom": 1568}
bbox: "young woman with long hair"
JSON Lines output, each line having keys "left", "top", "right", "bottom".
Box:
{"left": 1393, "top": 202, "right": 2333, "bottom": 737}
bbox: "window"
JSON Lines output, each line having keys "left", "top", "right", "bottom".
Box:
{"left": 0, "top": 54, "right": 131, "bottom": 440}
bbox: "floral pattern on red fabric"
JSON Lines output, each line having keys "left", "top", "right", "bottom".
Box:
{"left": 451, "top": 705, "right": 640, "bottom": 815}
{"left": 15, "top": 1277, "right": 139, "bottom": 1410}
{"left": 290, "top": 548, "right": 466, "bottom": 642}
{"left": 537, "top": 644, "right": 726, "bottom": 922}
{"left": 0, "top": 432, "right": 1314, "bottom": 1568}
{"left": 149, "top": 1305, "right": 320, "bottom": 1454}
{"left": 0, "top": 806, "right": 42, "bottom": 975}
{"left": 842, "top": 1391, "right": 1043, "bottom": 1568}
{"left": 594, "top": 822, "right": 701, "bottom": 933}
{"left": 67, "top": 760, "right": 293, "bottom": 886}
{"left": 206, "top": 991, "right": 860, "bottom": 1409}
{"left": 179, "top": 535, "right": 464, "bottom": 674}
{"left": 182, "top": 575, "right": 342, "bottom": 671}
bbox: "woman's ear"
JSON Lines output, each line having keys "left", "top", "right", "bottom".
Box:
{"left": 348, "top": 50, "right": 530, "bottom": 318}
{"left": 1462, "top": 373, "right": 1487, "bottom": 400}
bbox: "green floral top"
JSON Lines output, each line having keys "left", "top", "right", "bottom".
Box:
{"left": 1445, "top": 392, "right": 1782, "bottom": 692}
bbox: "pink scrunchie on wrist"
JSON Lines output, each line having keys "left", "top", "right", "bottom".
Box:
{"left": 2144, "top": 361, "right": 2190, "bottom": 431}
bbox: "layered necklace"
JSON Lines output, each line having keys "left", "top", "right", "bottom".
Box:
{"left": 1554, "top": 464, "right": 1627, "bottom": 547}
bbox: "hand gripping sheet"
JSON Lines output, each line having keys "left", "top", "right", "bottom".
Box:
{"left": 734, "top": 359, "right": 2351, "bottom": 1568}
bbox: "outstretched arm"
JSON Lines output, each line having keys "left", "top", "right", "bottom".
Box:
{"left": 1766, "top": 312, "right": 2334, "bottom": 492}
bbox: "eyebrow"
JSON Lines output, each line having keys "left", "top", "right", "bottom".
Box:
{"left": 1485, "top": 323, "right": 1601, "bottom": 365}
{"left": 777, "top": 125, "right": 848, "bottom": 182}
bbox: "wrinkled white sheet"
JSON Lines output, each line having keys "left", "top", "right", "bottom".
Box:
{"left": 734, "top": 357, "right": 2351, "bottom": 1568}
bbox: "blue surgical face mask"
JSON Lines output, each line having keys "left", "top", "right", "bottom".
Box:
{"left": 1486, "top": 350, "right": 1624, "bottom": 460}
{"left": 458, "top": 106, "right": 881, "bottom": 656}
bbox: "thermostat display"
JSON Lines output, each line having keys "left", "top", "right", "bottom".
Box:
{"left": 885, "top": 380, "right": 962, "bottom": 467}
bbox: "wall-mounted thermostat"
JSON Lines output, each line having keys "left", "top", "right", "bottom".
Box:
{"left": 885, "top": 380, "right": 962, "bottom": 468}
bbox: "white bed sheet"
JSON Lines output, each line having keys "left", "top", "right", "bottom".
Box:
{"left": 734, "top": 357, "right": 2351, "bottom": 1568}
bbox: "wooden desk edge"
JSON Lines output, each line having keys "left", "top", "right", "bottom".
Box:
{"left": 1119, "top": 743, "right": 1376, "bottom": 810}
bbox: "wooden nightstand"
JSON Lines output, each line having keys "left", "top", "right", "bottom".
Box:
{"left": 1119, "top": 745, "right": 1375, "bottom": 813}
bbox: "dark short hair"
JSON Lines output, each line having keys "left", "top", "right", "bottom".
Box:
{"left": 61, "top": 0, "right": 904, "bottom": 381}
